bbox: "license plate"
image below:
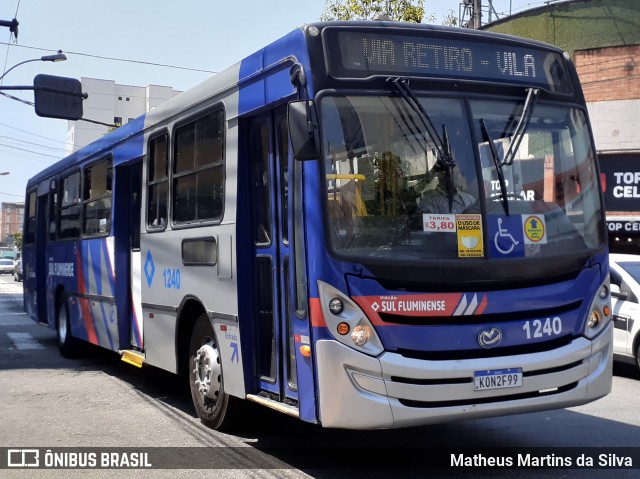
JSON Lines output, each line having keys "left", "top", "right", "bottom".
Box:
{"left": 474, "top": 368, "right": 523, "bottom": 391}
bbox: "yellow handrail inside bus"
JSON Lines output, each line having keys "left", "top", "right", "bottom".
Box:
{"left": 326, "top": 174, "right": 366, "bottom": 181}
{"left": 326, "top": 174, "right": 368, "bottom": 216}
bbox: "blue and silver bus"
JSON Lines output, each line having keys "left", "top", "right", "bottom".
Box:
{"left": 23, "top": 21, "right": 612, "bottom": 430}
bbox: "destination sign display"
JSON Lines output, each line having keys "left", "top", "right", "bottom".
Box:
{"left": 327, "top": 30, "right": 571, "bottom": 92}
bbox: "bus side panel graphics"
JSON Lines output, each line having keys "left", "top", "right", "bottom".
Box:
{"left": 214, "top": 323, "right": 244, "bottom": 393}
{"left": 75, "top": 239, "right": 118, "bottom": 350}
{"left": 140, "top": 228, "right": 244, "bottom": 393}
{"left": 140, "top": 237, "right": 183, "bottom": 373}
{"left": 47, "top": 243, "right": 94, "bottom": 344}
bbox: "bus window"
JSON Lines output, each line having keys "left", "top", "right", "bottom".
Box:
{"left": 173, "top": 109, "right": 225, "bottom": 225}
{"left": 251, "top": 121, "right": 272, "bottom": 245}
{"left": 59, "top": 171, "right": 81, "bottom": 239}
{"left": 147, "top": 134, "right": 168, "bottom": 229}
{"left": 24, "top": 191, "right": 37, "bottom": 244}
{"left": 83, "top": 158, "right": 113, "bottom": 236}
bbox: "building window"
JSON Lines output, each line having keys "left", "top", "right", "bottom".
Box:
{"left": 114, "top": 116, "right": 122, "bottom": 125}
{"left": 172, "top": 109, "right": 225, "bottom": 225}
{"left": 118, "top": 96, "right": 122, "bottom": 100}
{"left": 128, "top": 118, "right": 134, "bottom": 123}
{"left": 126, "top": 97, "right": 130, "bottom": 101}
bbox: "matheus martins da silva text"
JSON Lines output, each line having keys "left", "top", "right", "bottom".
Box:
{"left": 451, "top": 453, "right": 634, "bottom": 468}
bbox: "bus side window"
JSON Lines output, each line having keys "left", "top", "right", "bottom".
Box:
{"left": 59, "top": 171, "right": 81, "bottom": 239}
{"left": 172, "top": 109, "right": 225, "bottom": 225}
{"left": 25, "top": 191, "right": 37, "bottom": 244}
{"left": 83, "top": 158, "right": 113, "bottom": 236}
{"left": 147, "top": 134, "right": 169, "bottom": 230}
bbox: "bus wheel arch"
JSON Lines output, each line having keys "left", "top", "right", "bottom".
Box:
{"left": 55, "top": 288, "right": 82, "bottom": 358}
{"left": 176, "top": 298, "right": 206, "bottom": 377}
{"left": 633, "top": 332, "right": 640, "bottom": 374}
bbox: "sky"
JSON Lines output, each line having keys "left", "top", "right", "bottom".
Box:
{"left": 0, "top": 0, "right": 552, "bottom": 204}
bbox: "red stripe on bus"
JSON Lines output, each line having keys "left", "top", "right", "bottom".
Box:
{"left": 76, "top": 249, "right": 98, "bottom": 345}
{"left": 309, "top": 298, "right": 326, "bottom": 328}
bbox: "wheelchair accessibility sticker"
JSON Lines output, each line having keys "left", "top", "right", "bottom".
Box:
{"left": 489, "top": 214, "right": 546, "bottom": 258}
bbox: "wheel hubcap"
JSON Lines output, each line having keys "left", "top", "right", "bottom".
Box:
{"left": 58, "top": 309, "right": 68, "bottom": 343}
{"left": 193, "top": 341, "right": 221, "bottom": 402}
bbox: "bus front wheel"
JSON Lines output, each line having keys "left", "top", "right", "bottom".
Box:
{"left": 56, "top": 293, "right": 82, "bottom": 358}
{"left": 188, "top": 313, "right": 244, "bottom": 431}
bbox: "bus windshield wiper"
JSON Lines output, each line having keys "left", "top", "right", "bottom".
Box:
{"left": 502, "top": 88, "right": 539, "bottom": 166}
{"left": 480, "top": 119, "right": 509, "bottom": 216}
{"left": 388, "top": 77, "right": 454, "bottom": 168}
{"left": 388, "top": 77, "right": 457, "bottom": 211}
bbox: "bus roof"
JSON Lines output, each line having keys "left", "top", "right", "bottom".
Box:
{"left": 26, "top": 21, "right": 569, "bottom": 189}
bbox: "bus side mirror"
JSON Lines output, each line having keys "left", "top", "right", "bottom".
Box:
{"left": 33, "top": 74, "right": 85, "bottom": 121}
{"left": 288, "top": 100, "right": 320, "bottom": 160}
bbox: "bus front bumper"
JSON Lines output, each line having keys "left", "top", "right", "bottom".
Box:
{"left": 315, "top": 322, "right": 613, "bottom": 429}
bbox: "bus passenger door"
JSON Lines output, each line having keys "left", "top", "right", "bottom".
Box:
{"left": 35, "top": 193, "right": 49, "bottom": 323}
{"left": 249, "top": 109, "right": 298, "bottom": 405}
{"left": 113, "top": 161, "right": 143, "bottom": 351}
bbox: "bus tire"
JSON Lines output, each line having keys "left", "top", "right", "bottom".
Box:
{"left": 188, "top": 313, "right": 244, "bottom": 431}
{"left": 56, "top": 292, "right": 82, "bottom": 358}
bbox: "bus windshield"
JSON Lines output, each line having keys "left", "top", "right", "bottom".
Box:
{"left": 320, "top": 93, "right": 603, "bottom": 261}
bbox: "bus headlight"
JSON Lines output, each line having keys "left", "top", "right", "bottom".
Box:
{"left": 583, "top": 280, "right": 611, "bottom": 339}
{"left": 351, "top": 325, "right": 370, "bottom": 346}
{"left": 318, "top": 280, "right": 384, "bottom": 356}
{"left": 329, "top": 298, "right": 344, "bottom": 315}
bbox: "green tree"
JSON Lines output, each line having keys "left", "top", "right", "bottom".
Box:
{"left": 321, "top": 0, "right": 435, "bottom": 24}
{"left": 442, "top": 9, "right": 458, "bottom": 26}
{"left": 10, "top": 231, "right": 22, "bottom": 250}
{"left": 106, "top": 122, "right": 121, "bottom": 134}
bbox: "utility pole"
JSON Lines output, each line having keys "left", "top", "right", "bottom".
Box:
{"left": 473, "top": 0, "right": 482, "bottom": 29}
{"left": 460, "top": 1, "right": 502, "bottom": 29}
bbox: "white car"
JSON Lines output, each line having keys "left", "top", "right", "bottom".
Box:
{"left": 0, "top": 259, "right": 14, "bottom": 274}
{"left": 609, "top": 253, "right": 640, "bottom": 373}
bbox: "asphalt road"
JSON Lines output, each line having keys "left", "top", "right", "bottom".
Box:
{"left": 0, "top": 274, "right": 639, "bottom": 478}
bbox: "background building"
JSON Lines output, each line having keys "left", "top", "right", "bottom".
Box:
{"left": 66, "top": 78, "right": 181, "bottom": 152}
{"left": 483, "top": 0, "right": 640, "bottom": 252}
{"left": 0, "top": 202, "right": 24, "bottom": 247}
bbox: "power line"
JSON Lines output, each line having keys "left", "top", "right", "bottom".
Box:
{"left": 0, "top": 141, "right": 60, "bottom": 158}
{"left": 0, "top": 191, "right": 24, "bottom": 198}
{"left": 0, "top": 121, "right": 69, "bottom": 146}
{"left": 0, "top": 145, "right": 57, "bottom": 163}
{"left": 0, "top": 41, "right": 217, "bottom": 74}
{"left": 0, "top": 135, "right": 68, "bottom": 152}
{"left": 0, "top": 90, "right": 117, "bottom": 131}
{"left": 0, "top": 90, "right": 32, "bottom": 106}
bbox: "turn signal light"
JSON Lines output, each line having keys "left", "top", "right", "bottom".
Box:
{"left": 299, "top": 345, "right": 311, "bottom": 358}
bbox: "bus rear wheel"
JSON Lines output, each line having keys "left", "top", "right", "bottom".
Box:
{"left": 188, "top": 313, "right": 244, "bottom": 431}
{"left": 56, "top": 292, "right": 82, "bottom": 358}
